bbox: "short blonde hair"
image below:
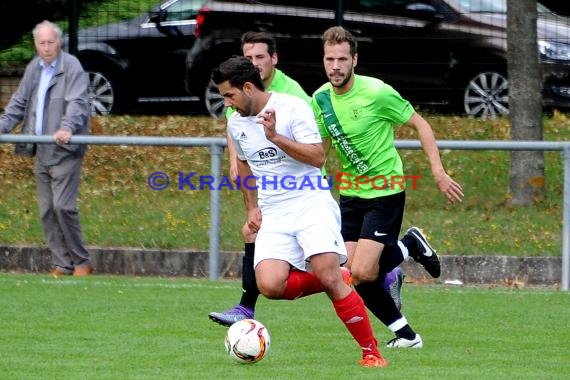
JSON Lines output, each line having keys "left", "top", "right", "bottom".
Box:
{"left": 321, "top": 26, "right": 358, "bottom": 56}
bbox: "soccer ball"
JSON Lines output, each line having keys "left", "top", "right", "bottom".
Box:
{"left": 225, "top": 319, "right": 271, "bottom": 364}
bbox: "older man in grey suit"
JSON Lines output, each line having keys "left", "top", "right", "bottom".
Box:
{"left": 0, "top": 20, "right": 92, "bottom": 276}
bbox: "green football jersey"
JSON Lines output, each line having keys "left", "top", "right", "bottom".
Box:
{"left": 312, "top": 74, "right": 414, "bottom": 198}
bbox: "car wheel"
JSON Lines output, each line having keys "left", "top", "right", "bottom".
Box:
{"left": 204, "top": 76, "right": 226, "bottom": 118}
{"left": 463, "top": 71, "right": 509, "bottom": 118}
{"left": 86, "top": 70, "right": 116, "bottom": 116}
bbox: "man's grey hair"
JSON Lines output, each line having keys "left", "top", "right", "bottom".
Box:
{"left": 33, "top": 20, "right": 63, "bottom": 42}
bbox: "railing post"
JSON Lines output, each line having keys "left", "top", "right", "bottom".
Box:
{"left": 209, "top": 143, "right": 224, "bottom": 280}
{"left": 562, "top": 148, "right": 570, "bottom": 291}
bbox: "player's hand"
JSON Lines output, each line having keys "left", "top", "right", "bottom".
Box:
{"left": 247, "top": 207, "right": 262, "bottom": 233}
{"left": 435, "top": 172, "right": 464, "bottom": 204}
{"left": 229, "top": 161, "right": 239, "bottom": 184}
{"left": 256, "top": 108, "right": 277, "bottom": 141}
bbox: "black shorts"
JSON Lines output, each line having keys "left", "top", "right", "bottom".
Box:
{"left": 339, "top": 191, "right": 406, "bottom": 245}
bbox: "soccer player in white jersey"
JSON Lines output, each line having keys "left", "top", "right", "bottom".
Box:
{"left": 212, "top": 56, "right": 387, "bottom": 368}
{"left": 209, "top": 31, "right": 406, "bottom": 327}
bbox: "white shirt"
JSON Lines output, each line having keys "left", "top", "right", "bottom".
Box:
{"left": 228, "top": 92, "right": 331, "bottom": 212}
{"left": 35, "top": 60, "right": 57, "bottom": 135}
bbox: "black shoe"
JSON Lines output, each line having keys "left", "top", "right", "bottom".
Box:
{"left": 405, "top": 227, "right": 441, "bottom": 278}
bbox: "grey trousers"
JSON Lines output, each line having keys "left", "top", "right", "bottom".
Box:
{"left": 34, "top": 155, "right": 90, "bottom": 272}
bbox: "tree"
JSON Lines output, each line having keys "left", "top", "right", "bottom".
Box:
{"left": 506, "top": 0, "right": 545, "bottom": 205}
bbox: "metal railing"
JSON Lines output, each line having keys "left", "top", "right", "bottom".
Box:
{"left": 0, "top": 134, "right": 227, "bottom": 282}
{"left": 1, "top": 134, "right": 568, "bottom": 290}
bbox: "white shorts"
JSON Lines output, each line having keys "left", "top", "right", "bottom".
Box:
{"left": 254, "top": 197, "right": 348, "bottom": 270}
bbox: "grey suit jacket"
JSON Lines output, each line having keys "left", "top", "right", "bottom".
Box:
{"left": 0, "top": 51, "right": 90, "bottom": 165}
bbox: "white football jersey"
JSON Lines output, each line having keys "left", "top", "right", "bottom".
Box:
{"left": 228, "top": 92, "right": 331, "bottom": 212}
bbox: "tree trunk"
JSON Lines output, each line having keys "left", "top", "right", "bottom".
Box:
{"left": 507, "top": 0, "right": 545, "bottom": 206}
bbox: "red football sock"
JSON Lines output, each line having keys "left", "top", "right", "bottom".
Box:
{"left": 333, "top": 289, "right": 381, "bottom": 359}
{"left": 282, "top": 270, "right": 324, "bottom": 300}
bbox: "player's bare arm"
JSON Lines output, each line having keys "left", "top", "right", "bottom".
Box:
{"left": 256, "top": 108, "right": 325, "bottom": 168}
{"left": 226, "top": 131, "right": 239, "bottom": 183}
{"left": 406, "top": 112, "right": 464, "bottom": 204}
{"left": 237, "top": 158, "right": 262, "bottom": 233}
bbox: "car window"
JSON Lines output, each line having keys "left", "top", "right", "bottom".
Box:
{"left": 353, "top": 0, "right": 402, "bottom": 13}
{"left": 456, "top": 0, "right": 549, "bottom": 14}
{"left": 456, "top": 0, "right": 506, "bottom": 12}
{"left": 348, "top": 0, "right": 440, "bottom": 15}
{"left": 162, "top": 0, "right": 205, "bottom": 21}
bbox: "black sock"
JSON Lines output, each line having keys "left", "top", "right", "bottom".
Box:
{"left": 239, "top": 243, "right": 260, "bottom": 309}
{"left": 395, "top": 325, "right": 416, "bottom": 340}
{"left": 376, "top": 248, "right": 417, "bottom": 340}
{"left": 379, "top": 243, "right": 405, "bottom": 273}
{"left": 354, "top": 275, "right": 404, "bottom": 328}
{"left": 401, "top": 234, "right": 417, "bottom": 258}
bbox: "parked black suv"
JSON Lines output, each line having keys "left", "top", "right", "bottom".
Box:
{"left": 185, "top": 0, "right": 570, "bottom": 118}
{"left": 69, "top": 0, "right": 204, "bottom": 115}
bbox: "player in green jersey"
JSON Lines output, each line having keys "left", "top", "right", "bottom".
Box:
{"left": 312, "top": 26, "right": 464, "bottom": 348}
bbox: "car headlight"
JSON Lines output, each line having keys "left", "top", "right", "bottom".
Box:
{"left": 538, "top": 40, "right": 570, "bottom": 61}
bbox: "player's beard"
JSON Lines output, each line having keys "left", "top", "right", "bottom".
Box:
{"left": 235, "top": 96, "right": 254, "bottom": 117}
{"left": 329, "top": 70, "right": 353, "bottom": 89}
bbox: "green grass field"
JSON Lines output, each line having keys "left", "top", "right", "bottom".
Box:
{"left": 0, "top": 272, "right": 568, "bottom": 380}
